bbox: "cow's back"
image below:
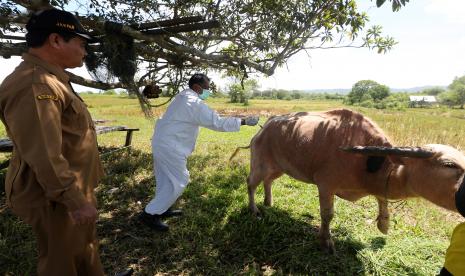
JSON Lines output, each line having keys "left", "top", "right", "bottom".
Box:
{"left": 251, "top": 109, "right": 391, "bottom": 184}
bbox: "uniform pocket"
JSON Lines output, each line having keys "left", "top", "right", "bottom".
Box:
{"left": 70, "top": 98, "right": 83, "bottom": 113}
{"left": 67, "top": 99, "right": 89, "bottom": 131}
{"left": 5, "top": 156, "right": 21, "bottom": 204}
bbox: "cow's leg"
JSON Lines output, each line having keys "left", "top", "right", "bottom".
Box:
{"left": 264, "top": 178, "right": 273, "bottom": 206}
{"left": 264, "top": 172, "right": 283, "bottom": 206}
{"left": 247, "top": 171, "right": 262, "bottom": 215}
{"left": 376, "top": 197, "right": 390, "bottom": 234}
{"left": 318, "top": 188, "right": 335, "bottom": 254}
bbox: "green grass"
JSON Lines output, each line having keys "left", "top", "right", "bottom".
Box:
{"left": 1, "top": 95, "right": 465, "bottom": 275}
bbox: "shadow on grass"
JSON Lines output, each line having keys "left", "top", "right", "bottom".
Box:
{"left": 1, "top": 148, "right": 382, "bottom": 275}
{"left": 0, "top": 202, "right": 37, "bottom": 275}
{"left": 370, "top": 236, "right": 386, "bottom": 251}
{"left": 94, "top": 150, "right": 369, "bottom": 275}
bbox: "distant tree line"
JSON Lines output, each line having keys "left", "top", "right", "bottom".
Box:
{"left": 344, "top": 80, "right": 405, "bottom": 109}
{"left": 344, "top": 75, "right": 465, "bottom": 109}
{"left": 223, "top": 79, "right": 344, "bottom": 105}
{"left": 89, "top": 74, "right": 465, "bottom": 110}
{"left": 438, "top": 76, "right": 465, "bottom": 108}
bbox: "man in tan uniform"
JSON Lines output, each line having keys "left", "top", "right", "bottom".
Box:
{"left": 0, "top": 9, "right": 106, "bottom": 276}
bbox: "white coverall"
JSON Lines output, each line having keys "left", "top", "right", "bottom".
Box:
{"left": 145, "top": 89, "right": 241, "bottom": 215}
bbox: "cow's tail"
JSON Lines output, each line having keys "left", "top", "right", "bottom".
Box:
{"left": 229, "top": 118, "right": 266, "bottom": 162}
{"left": 229, "top": 145, "right": 251, "bottom": 161}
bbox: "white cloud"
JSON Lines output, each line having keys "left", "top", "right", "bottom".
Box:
{"left": 0, "top": 57, "right": 21, "bottom": 81}
{"left": 425, "top": 0, "right": 465, "bottom": 24}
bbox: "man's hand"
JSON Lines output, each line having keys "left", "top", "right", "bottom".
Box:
{"left": 242, "top": 116, "right": 259, "bottom": 126}
{"left": 68, "top": 203, "right": 98, "bottom": 225}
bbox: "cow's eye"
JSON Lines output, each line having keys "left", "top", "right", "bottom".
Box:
{"left": 442, "top": 161, "right": 458, "bottom": 169}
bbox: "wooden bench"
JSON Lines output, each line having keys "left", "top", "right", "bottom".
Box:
{"left": 0, "top": 125, "right": 139, "bottom": 153}
{"left": 95, "top": 125, "right": 140, "bottom": 148}
{"left": 0, "top": 138, "right": 12, "bottom": 153}
{"left": 0, "top": 125, "right": 139, "bottom": 168}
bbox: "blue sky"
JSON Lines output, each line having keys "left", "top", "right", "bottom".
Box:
{"left": 1, "top": 0, "right": 464, "bottom": 92}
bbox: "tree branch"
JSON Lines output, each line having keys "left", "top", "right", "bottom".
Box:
{"left": 11, "top": 0, "right": 52, "bottom": 11}
{"left": 0, "top": 41, "right": 26, "bottom": 58}
{"left": 67, "top": 71, "right": 127, "bottom": 90}
{"left": 141, "top": 20, "right": 220, "bottom": 36}
{"left": 132, "top": 16, "right": 205, "bottom": 30}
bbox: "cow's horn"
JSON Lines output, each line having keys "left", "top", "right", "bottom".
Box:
{"left": 340, "top": 146, "right": 435, "bottom": 158}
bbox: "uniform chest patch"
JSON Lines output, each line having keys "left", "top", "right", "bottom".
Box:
{"left": 37, "top": 94, "right": 58, "bottom": 101}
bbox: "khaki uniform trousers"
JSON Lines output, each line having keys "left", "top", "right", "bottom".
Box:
{"left": 13, "top": 203, "right": 104, "bottom": 276}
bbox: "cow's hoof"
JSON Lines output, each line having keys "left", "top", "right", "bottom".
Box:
{"left": 250, "top": 206, "right": 261, "bottom": 217}
{"left": 319, "top": 238, "right": 335, "bottom": 254}
{"left": 377, "top": 217, "right": 389, "bottom": 235}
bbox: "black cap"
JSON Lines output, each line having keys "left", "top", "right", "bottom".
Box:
{"left": 26, "top": 8, "right": 96, "bottom": 42}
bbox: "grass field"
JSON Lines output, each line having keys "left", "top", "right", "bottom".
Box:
{"left": 1, "top": 95, "right": 465, "bottom": 275}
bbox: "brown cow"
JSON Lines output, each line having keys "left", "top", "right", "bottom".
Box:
{"left": 242, "top": 109, "right": 465, "bottom": 253}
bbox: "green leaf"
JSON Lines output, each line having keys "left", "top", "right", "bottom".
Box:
{"left": 376, "top": 0, "right": 387, "bottom": 8}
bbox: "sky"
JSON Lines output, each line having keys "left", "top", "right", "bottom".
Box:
{"left": 1, "top": 0, "right": 464, "bottom": 92}
{"left": 255, "top": 0, "right": 465, "bottom": 91}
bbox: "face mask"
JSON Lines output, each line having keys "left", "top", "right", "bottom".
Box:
{"left": 199, "top": 89, "right": 211, "bottom": 100}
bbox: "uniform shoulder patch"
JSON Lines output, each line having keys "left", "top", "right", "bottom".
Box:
{"left": 37, "top": 94, "right": 58, "bottom": 101}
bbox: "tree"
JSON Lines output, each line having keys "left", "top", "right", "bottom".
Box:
{"left": 276, "top": 89, "right": 288, "bottom": 100}
{"left": 291, "top": 91, "right": 302, "bottom": 100}
{"left": 448, "top": 76, "right": 465, "bottom": 109}
{"left": 1, "top": 0, "right": 402, "bottom": 114}
{"left": 370, "top": 84, "right": 390, "bottom": 101}
{"left": 438, "top": 91, "right": 458, "bottom": 108}
{"left": 375, "top": 0, "right": 410, "bottom": 11}
{"left": 228, "top": 78, "right": 258, "bottom": 104}
{"left": 346, "top": 80, "right": 390, "bottom": 105}
{"left": 423, "top": 87, "right": 445, "bottom": 96}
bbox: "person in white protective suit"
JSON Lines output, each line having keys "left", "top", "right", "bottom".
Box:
{"left": 140, "top": 73, "right": 259, "bottom": 231}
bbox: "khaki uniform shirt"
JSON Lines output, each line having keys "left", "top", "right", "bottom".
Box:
{"left": 0, "top": 53, "right": 104, "bottom": 211}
